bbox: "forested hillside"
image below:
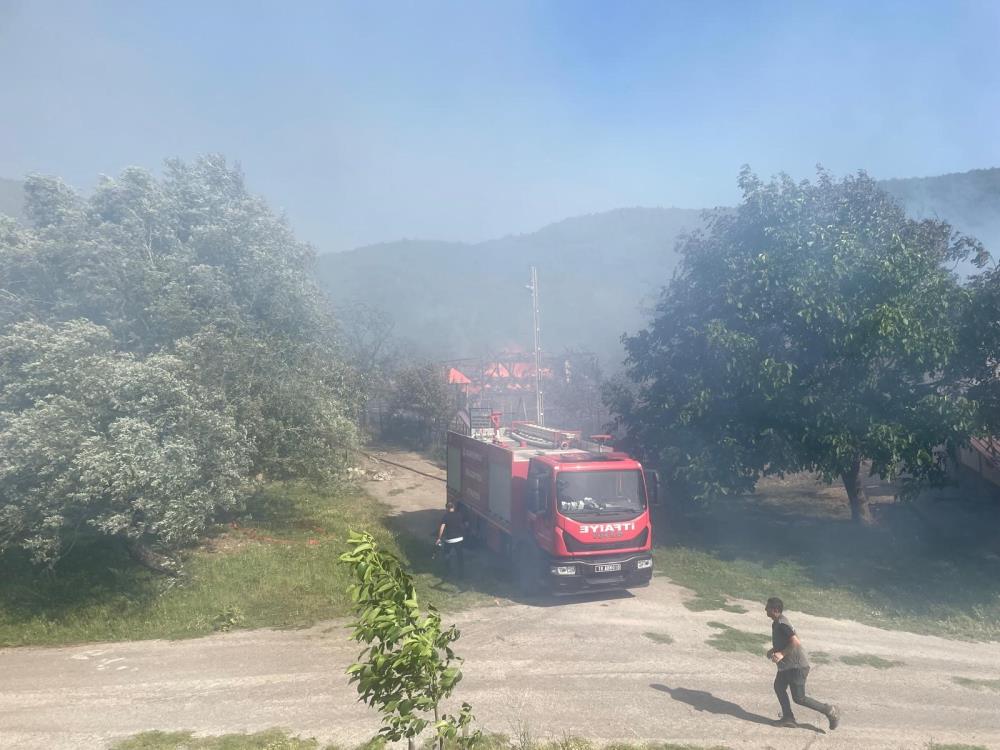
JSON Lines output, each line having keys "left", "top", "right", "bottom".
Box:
{"left": 882, "top": 168, "right": 1000, "bottom": 255}
{"left": 4, "top": 167, "right": 999, "bottom": 367}
{"left": 317, "top": 167, "right": 1000, "bottom": 365}
{"left": 321, "top": 207, "right": 702, "bottom": 363}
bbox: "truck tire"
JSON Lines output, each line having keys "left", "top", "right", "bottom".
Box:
{"left": 515, "top": 544, "right": 541, "bottom": 596}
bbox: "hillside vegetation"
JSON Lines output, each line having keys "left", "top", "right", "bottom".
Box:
{"left": 317, "top": 167, "right": 1000, "bottom": 364}
{"left": 319, "top": 207, "right": 702, "bottom": 364}
{"left": 6, "top": 167, "right": 998, "bottom": 365}
{"left": 882, "top": 168, "right": 1000, "bottom": 255}
{"left": 318, "top": 207, "right": 700, "bottom": 364}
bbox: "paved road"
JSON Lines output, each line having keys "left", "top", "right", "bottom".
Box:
{"left": 2, "top": 452, "right": 999, "bottom": 750}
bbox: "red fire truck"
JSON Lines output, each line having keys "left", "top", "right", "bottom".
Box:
{"left": 446, "top": 422, "right": 658, "bottom": 593}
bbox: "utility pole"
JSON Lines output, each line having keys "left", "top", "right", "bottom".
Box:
{"left": 526, "top": 266, "right": 544, "bottom": 426}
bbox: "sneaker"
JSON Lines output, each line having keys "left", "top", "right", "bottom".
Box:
{"left": 773, "top": 715, "right": 797, "bottom": 727}
{"left": 827, "top": 705, "right": 841, "bottom": 730}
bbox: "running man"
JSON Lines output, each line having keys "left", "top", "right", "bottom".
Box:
{"left": 765, "top": 596, "right": 841, "bottom": 730}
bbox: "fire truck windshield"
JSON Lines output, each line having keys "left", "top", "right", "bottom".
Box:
{"left": 555, "top": 469, "right": 645, "bottom": 518}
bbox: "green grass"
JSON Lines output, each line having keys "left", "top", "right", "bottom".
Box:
{"left": 11, "top": 465, "right": 1000, "bottom": 648}
{"left": 520, "top": 740, "right": 729, "bottom": 750}
{"left": 951, "top": 676, "right": 1000, "bottom": 692}
{"left": 652, "top": 485, "right": 1000, "bottom": 641}
{"left": 114, "top": 732, "right": 390, "bottom": 750}
{"left": 546, "top": 742, "right": 728, "bottom": 750}
{"left": 681, "top": 595, "right": 747, "bottom": 614}
{"left": 111, "top": 729, "right": 329, "bottom": 749}
{"left": 112, "top": 734, "right": 727, "bottom": 750}
{"left": 839, "top": 653, "right": 904, "bottom": 669}
{"left": 0, "top": 482, "right": 494, "bottom": 647}
{"left": 643, "top": 631, "right": 675, "bottom": 644}
{"left": 454, "top": 738, "right": 728, "bottom": 750}
{"left": 704, "top": 621, "right": 770, "bottom": 655}
{"left": 810, "top": 651, "right": 831, "bottom": 665}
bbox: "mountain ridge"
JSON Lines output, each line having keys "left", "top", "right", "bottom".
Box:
{"left": 318, "top": 167, "right": 1000, "bottom": 363}
{"left": 3, "top": 168, "right": 997, "bottom": 364}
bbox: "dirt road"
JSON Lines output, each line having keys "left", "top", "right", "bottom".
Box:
{"left": 2, "top": 451, "right": 999, "bottom": 750}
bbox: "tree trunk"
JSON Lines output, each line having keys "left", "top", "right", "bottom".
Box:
{"left": 841, "top": 457, "right": 873, "bottom": 525}
{"left": 126, "top": 539, "right": 181, "bottom": 576}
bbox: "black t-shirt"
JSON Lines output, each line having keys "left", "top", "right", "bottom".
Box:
{"left": 772, "top": 614, "right": 809, "bottom": 670}
{"left": 439, "top": 512, "right": 463, "bottom": 541}
{"left": 772, "top": 616, "right": 794, "bottom": 650}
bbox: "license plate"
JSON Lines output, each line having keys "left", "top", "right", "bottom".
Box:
{"left": 593, "top": 563, "right": 621, "bottom": 573}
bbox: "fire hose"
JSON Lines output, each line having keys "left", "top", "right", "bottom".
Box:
{"left": 353, "top": 449, "right": 447, "bottom": 483}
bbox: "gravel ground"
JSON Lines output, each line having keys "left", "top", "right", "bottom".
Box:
{"left": 2, "top": 451, "right": 998, "bottom": 750}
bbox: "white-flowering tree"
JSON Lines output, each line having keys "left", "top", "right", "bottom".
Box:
{"left": 0, "top": 156, "right": 360, "bottom": 495}
{"left": 172, "top": 327, "right": 359, "bottom": 481}
{"left": 0, "top": 320, "right": 250, "bottom": 567}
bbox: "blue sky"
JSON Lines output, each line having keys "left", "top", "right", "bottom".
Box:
{"left": 1, "top": 0, "right": 998, "bottom": 251}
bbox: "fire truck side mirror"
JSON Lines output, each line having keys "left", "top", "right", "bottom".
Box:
{"left": 645, "top": 470, "right": 660, "bottom": 507}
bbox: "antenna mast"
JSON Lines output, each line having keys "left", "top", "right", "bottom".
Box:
{"left": 527, "top": 265, "right": 544, "bottom": 426}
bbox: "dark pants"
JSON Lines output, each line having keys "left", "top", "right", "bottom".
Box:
{"left": 442, "top": 539, "right": 464, "bottom": 577}
{"left": 774, "top": 668, "right": 831, "bottom": 719}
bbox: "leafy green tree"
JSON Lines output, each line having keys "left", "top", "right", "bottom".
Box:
{"left": 958, "top": 265, "right": 1000, "bottom": 441}
{"left": 6, "top": 162, "right": 332, "bottom": 351}
{"left": 335, "top": 301, "right": 403, "bottom": 436}
{"left": 0, "top": 320, "right": 249, "bottom": 566}
{"left": 385, "top": 362, "right": 453, "bottom": 449}
{"left": 340, "top": 531, "right": 477, "bottom": 750}
{"left": 0, "top": 157, "right": 359, "bottom": 485}
{"left": 336, "top": 301, "right": 400, "bottom": 383}
{"left": 612, "top": 168, "right": 984, "bottom": 523}
{"left": 172, "top": 327, "right": 357, "bottom": 482}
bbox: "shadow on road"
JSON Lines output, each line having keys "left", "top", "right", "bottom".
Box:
{"left": 649, "top": 683, "right": 825, "bottom": 734}
{"left": 651, "top": 683, "right": 773, "bottom": 725}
